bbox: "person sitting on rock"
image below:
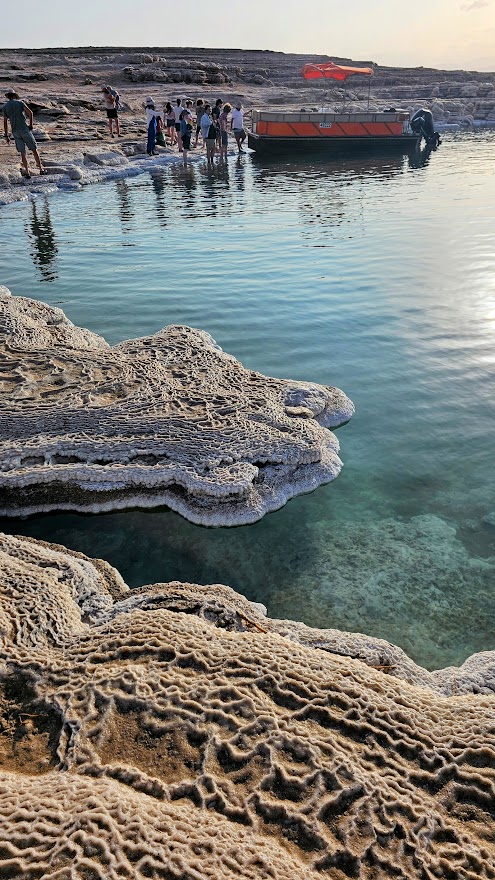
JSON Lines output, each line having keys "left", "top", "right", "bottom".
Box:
{"left": 101, "top": 86, "right": 120, "bottom": 138}
{"left": 3, "top": 88, "right": 46, "bottom": 178}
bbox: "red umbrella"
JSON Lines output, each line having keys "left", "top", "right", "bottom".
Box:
{"left": 301, "top": 61, "right": 373, "bottom": 81}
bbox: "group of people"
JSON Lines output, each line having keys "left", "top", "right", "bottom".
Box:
{"left": 144, "top": 96, "right": 247, "bottom": 164}
{"left": 3, "top": 83, "right": 247, "bottom": 180}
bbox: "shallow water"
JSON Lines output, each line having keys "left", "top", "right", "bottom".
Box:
{"left": 1, "top": 131, "right": 495, "bottom": 670}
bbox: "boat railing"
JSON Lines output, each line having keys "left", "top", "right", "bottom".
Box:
{"left": 250, "top": 109, "right": 410, "bottom": 135}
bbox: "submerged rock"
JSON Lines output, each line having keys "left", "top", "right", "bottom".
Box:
{"left": 0, "top": 287, "right": 354, "bottom": 525}
{"left": 0, "top": 532, "right": 494, "bottom": 879}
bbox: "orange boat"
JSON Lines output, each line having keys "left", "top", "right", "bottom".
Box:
{"left": 247, "top": 61, "right": 419, "bottom": 154}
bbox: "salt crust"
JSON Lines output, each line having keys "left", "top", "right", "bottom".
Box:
{"left": 0, "top": 149, "right": 233, "bottom": 207}
{"left": 0, "top": 286, "right": 354, "bottom": 526}
{"left": 0, "top": 533, "right": 494, "bottom": 879}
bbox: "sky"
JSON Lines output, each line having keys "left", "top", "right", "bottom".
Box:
{"left": 1, "top": 0, "right": 494, "bottom": 72}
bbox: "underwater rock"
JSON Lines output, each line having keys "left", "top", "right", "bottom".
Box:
{"left": 0, "top": 533, "right": 494, "bottom": 879}
{"left": 0, "top": 287, "right": 354, "bottom": 526}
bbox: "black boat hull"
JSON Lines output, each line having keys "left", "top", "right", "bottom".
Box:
{"left": 247, "top": 133, "right": 419, "bottom": 154}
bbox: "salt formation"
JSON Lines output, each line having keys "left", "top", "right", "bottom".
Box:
{"left": 0, "top": 533, "right": 494, "bottom": 879}
{"left": 0, "top": 287, "right": 354, "bottom": 525}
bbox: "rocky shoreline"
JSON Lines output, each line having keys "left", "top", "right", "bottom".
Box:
{"left": 0, "top": 532, "right": 494, "bottom": 879}
{"left": 1, "top": 46, "right": 495, "bottom": 206}
{"left": 0, "top": 287, "right": 353, "bottom": 525}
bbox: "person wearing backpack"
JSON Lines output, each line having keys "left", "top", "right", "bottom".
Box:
{"left": 179, "top": 107, "right": 193, "bottom": 164}
{"left": 201, "top": 106, "right": 217, "bottom": 165}
{"left": 105, "top": 84, "right": 121, "bottom": 111}
{"left": 219, "top": 102, "right": 231, "bottom": 161}
{"left": 101, "top": 86, "right": 120, "bottom": 138}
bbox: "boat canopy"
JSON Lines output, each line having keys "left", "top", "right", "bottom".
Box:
{"left": 301, "top": 62, "right": 373, "bottom": 81}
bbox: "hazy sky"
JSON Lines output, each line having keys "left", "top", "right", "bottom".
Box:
{"left": 2, "top": 0, "right": 494, "bottom": 71}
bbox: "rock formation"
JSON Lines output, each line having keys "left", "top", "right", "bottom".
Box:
{"left": 0, "top": 287, "right": 354, "bottom": 525}
{"left": 0, "top": 532, "right": 494, "bottom": 879}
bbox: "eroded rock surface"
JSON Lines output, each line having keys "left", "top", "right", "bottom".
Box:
{"left": 0, "top": 533, "right": 494, "bottom": 879}
{"left": 0, "top": 287, "right": 353, "bottom": 525}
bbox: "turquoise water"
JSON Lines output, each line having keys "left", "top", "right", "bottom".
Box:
{"left": 1, "top": 132, "right": 495, "bottom": 670}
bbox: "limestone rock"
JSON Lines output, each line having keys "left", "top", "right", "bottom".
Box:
{"left": 0, "top": 533, "right": 494, "bottom": 879}
{"left": 82, "top": 150, "right": 128, "bottom": 167}
{"left": 0, "top": 288, "right": 353, "bottom": 525}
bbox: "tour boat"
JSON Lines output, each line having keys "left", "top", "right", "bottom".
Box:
{"left": 247, "top": 61, "right": 419, "bottom": 154}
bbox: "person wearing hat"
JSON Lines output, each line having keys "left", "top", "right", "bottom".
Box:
{"left": 145, "top": 97, "right": 158, "bottom": 156}
{"left": 231, "top": 102, "right": 247, "bottom": 153}
{"left": 3, "top": 89, "right": 46, "bottom": 178}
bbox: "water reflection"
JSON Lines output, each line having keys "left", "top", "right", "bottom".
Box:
{"left": 149, "top": 171, "right": 168, "bottom": 227}
{"left": 115, "top": 179, "right": 134, "bottom": 232}
{"left": 408, "top": 143, "right": 437, "bottom": 170}
{"left": 250, "top": 152, "right": 409, "bottom": 241}
{"left": 251, "top": 151, "right": 408, "bottom": 185}
{"left": 26, "top": 199, "right": 58, "bottom": 282}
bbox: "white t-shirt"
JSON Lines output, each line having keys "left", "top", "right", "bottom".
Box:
{"left": 200, "top": 113, "right": 212, "bottom": 137}
{"left": 231, "top": 108, "right": 244, "bottom": 129}
{"left": 146, "top": 107, "right": 157, "bottom": 125}
{"left": 173, "top": 104, "right": 184, "bottom": 122}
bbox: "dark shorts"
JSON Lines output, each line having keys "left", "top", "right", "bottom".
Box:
{"left": 221, "top": 130, "right": 228, "bottom": 146}
{"left": 175, "top": 122, "right": 181, "bottom": 131}
{"left": 182, "top": 133, "right": 191, "bottom": 150}
{"left": 234, "top": 128, "right": 246, "bottom": 138}
{"left": 106, "top": 109, "right": 118, "bottom": 119}
{"left": 166, "top": 119, "right": 175, "bottom": 128}
{"left": 14, "top": 130, "right": 37, "bottom": 154}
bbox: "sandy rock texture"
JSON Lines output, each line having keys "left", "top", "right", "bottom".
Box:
{"left": 0, "top": 286, "right": 353, "bottom": 525}
{"left": 0, "top": 532, "right": 494, "bottom": 879}
{"left": 1, "top": 47, "right": 494, "bottom": 205}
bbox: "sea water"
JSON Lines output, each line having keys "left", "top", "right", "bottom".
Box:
{"left": 1, "top": 131, "right": 494, "bottom": 670}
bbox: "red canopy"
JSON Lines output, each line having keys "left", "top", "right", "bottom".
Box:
{"left": 302, "top": 62, "right": 373, "bottom": 82}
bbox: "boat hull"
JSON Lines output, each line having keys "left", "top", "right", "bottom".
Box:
{"left": 248, "top": 133, "right": 419, "bottom": 154}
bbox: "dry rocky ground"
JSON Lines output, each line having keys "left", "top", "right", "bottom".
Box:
{"left": 0, "top": 46, "right": 494, "bottom": 201}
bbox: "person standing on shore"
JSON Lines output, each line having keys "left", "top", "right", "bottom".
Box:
{"left": 173, "top": 98, "right": 184, "bottom": 150}
{"left": 3, "top": 89, "right": 46, "bottom": 177}
{"left": 219, "top": 102, "right": 231, "bottom": 161}
{"left": 194, "top": 99, "right": 204, "bottom": 147}
{"left": 104, "top": 84, "right": 121, "bottom": 111}
{"left": 201, "top": 105, "right": 216, "bottom": 166}
{"left": 165, "top": 102, "right": 176, "bottom": 145}
{"left": 200, "top": 103, "right": 212, "bottom": 143}
{"left": 231, "top": 102, "right": 247, "bottom": 153}
{"left": 179, "top": 107, "right": 193, "bottom": 164}
{"left": 145, "top": 97, "right": 157, "bottom": 156}
{"left": 101, "top": 86, "right": 120, "bottom": 138}
{"left": 212, "top": 98, "right": 223, "bottom": 148}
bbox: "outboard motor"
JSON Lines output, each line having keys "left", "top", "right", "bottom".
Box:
{"left": 410, "top": 109, "right": 441, "bottom": 148}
